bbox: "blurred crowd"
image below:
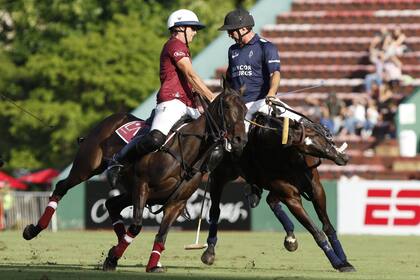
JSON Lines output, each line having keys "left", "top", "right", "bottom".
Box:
{"left": 308, "top": 92, "right": 397, "bottom": 140}
{"left": 307, "top": 27, "right": 410, "bottom": 140}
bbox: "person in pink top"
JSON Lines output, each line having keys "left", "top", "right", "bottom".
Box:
{"left": 107, "top": 9, "right": 215, "bottom": 187}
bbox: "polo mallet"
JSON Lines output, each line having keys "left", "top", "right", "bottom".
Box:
{"left": 0, "top": 93, "right": 55, "bottom": 129}
{"left": 282, "top": 117, "right": 289, "bottom": 144}
{"left": 184, "top": 176, "right": 210, "bottom": 250}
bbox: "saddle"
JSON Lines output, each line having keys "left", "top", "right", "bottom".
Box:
{"left": 114, "top": 112, "right": 194, "bottom": 145}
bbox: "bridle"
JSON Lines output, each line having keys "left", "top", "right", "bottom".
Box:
{"left": 198, "top": 94, "right": 233, "bottom": 151}
{"left": 149, "top": 92, "right": 242, "bottom": 215}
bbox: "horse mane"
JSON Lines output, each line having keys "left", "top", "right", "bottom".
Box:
{"left": 301, "top": 119, "right": 333, "bottom": 141}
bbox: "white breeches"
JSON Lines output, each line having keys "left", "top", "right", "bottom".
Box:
{"left": 245, "top": 98, "right": 302, "bottom": 132}
{"left": 150, "top": 99, "right": 201, "bottom": 135}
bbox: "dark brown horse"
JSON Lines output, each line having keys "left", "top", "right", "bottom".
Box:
{"left": 200, "top": 110, "right": 356, "bottom": 272}
{"left": 23, "top": 82, "right": 248, "bottom": 272}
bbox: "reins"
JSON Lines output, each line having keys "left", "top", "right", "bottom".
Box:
{"left": 148, "top": 94, "right": 230, "bottom": 215}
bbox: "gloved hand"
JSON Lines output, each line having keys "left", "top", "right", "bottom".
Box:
{"left": 265, "top": 95, "right": 277, "bottom": 105}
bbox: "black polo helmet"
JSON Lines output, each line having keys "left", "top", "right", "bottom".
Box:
{"left": 218, "top": 8, "right": 255, "bottom": 31}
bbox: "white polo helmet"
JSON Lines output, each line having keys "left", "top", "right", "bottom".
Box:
{"left": 167, "top": 9, "right": 205, "bottom": 30}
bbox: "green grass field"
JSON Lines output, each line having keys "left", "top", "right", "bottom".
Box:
{"left": 0, "top": 230, "right": 419, "bottom": 280}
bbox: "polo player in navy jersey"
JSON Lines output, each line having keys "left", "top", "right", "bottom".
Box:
{"left": 219, "top": 8, "right": 302, "bottom": 207}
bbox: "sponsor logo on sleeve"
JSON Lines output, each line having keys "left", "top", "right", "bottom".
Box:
{"left": 174, "top": 51, "right": 186, "bottom": 57}
{"left": 232, "top": 50, "right": 239, "bottom": 59}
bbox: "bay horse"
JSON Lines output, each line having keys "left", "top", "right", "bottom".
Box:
{"left": 200, "top": 109, "right": 356, "bottom": 272}
{"left": 23, "top": 82, "right": 248, "bottom": 272}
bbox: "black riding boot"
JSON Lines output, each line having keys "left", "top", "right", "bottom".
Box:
{"left": 245, "top": 184, "right": 263, "bottom": 208}
{"left": 106, "top": 130, "right": 166, "bottom": 188}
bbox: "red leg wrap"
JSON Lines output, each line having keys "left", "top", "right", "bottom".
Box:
{"left": 37, "top": 197, "right": 59, "bottom": 230}
{"left": 113, "top": 232, "right": 135, "bottom": 258}
{"left": 146, "top": 242, "right": 165, "bottom": 272}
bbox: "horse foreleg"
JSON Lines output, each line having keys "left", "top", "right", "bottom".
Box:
{"left": 201, "top": 172, "right": 228, "bottom": 266}
{"left": 310, "top": 167, "right": 355, "bottom": 272}
{"left": 103, "top": 181, "right": 149, "bottom": 271}
{"left": 266, "top": 191, "right": 298, "bottom": 252}
{"left": 105, "top": 193, "right": 131, "bottom": 242}
{"left": 280, "top": 184, "right": 347, "bottom": 272}
{"left": 146, "top": 201, "right": 186, "bottom": 273}
{"left": 23, "top": 140, "right": 105, "bottom": 241}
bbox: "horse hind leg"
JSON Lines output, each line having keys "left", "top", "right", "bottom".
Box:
{"left": 23, "top": 139, "right": 105, "bottom": 241}
{"left": 266, "top": 191, "right": 298, "bottom": 252}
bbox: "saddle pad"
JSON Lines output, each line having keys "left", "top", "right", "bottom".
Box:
{"left": 116, "top": 121, "right": 149, "bottom": 143}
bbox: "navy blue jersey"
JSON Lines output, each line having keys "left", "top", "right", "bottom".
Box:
{"left": 227, "top": 34, "right": 281, "bottom": 103}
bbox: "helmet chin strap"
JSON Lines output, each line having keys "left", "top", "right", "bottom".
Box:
{"left": 174, "top": 26, "right": 190, "bottom": 49}
{"left": 181, "top": 26, "right": 189, "bottom": 49}
{"left": 234, "top": 28, "right": 251, "bottom": 46}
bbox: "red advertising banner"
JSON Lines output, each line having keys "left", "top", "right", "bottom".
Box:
{"left": 338, "top": 180, "right": 420, "bottom": 235}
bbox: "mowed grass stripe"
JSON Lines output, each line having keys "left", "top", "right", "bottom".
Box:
{"left": 0, "top": 231, "right": 419, "bottom": 280}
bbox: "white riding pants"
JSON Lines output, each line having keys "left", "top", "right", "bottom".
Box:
{"left": 245, "top": 98, "right": 302, "bottom": 133}
{"left": 150, "top": 99, "right": 201, "bottom": 135}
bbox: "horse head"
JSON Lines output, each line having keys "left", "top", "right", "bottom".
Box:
{"left": 206, "top": 78, "right": 248, "bottom": 157}
{"left": 289, "top": 119, "right": 349, "bottom": 166}
{"left": 253, "top": 114, "right": 348, "bottom": 166}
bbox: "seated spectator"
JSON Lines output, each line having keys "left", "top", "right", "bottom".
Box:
{"left": 363, "top": 99, "right": 379, "bottom": 138}
{"left": 378, "top": 83, "right": 393, "bottom": 105}
{"left": 384, "top": 55, "right": 402, "bottom": 90}
{"left": 341, "top": 97, "right": 367, "bottom": 137}
{"left": 324, "top": 92, "right": 345, "bottom": 135}
{"left": 369, "top": 27, "right": 392, "bottom": 57}
{"left": 304, "top": 97, "right": 323, "bottom": 123}
{"left": 365, "top": 50, "right": 385, "bottom": 96}
{"left": 386, "top": 26, "right": 408, "bottom": 58}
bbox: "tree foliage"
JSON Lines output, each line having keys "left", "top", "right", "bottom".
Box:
{"left": 0, "top": 0, "right": 255, "bottom": 170}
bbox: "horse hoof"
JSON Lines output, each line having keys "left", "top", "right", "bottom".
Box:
{"left": 338, "top": 262, "right": 356, "bottom": 273}
{"left": 22, "top": 224, "right": 38, "bottom": 240}
{"left": 147, "top": 266, "right": 166, "bottom": 273}
{"left": 201, "top": 244, "right": 215, "bottom": 265}
{"left": 284, "top": 235, "right": 298, "bottom": 252}
{"left": 102, "top": 248, "right": 118, "bottom": 271}
{"left": 103, "top": 257, "right": 118, "bottom": 271}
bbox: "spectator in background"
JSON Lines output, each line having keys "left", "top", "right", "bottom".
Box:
{"left": 384, "top": 55, "right": 403, "bottom": 90}
{"left": 369, "top": 27, "right": 392, "bottom": 56}
{"left": 341, "top": 97, "right": 367, "bottom": 137}
{"left": 363, "top": 99, "right": 379, "bottom": 138}
{"left": 0, "top": 182, "right": 12, "bottom": 230}
{"left": 304, "top": 96, "right": 323, "bottom": 122}
{"left": 365, "top": 50, "right": 385, "bottom": 96}
{"left": 386, "top": 26, "right": 408, "bottom": 58}
{"left": 324, "top": 92, "right": 345, "bottom": 135}
{"left": 382, "top": 27, "right": 405, "bottom": 91}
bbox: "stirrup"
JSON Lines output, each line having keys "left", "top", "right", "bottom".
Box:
{"left": 247, "top": 193, "right": 261, "bottom": 208}
{"left": 245, "top": 184, "right": 262, "bottom": 208}
{"left": 107, "top": 160, "right": 124, "bottom": 188}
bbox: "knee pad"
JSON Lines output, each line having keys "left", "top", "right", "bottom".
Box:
{"left": 148, "top": 130, "right": 166, "bottom": 150}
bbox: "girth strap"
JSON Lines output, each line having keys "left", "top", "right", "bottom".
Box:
{"left": 147, "top": 141, "right": 221, "bottom": 215}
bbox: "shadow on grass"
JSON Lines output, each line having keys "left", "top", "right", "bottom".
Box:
{"left": 0, "top": 264, "right": 339, "bottom": 280}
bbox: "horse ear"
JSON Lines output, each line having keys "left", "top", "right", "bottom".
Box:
{"left": 239, "top": 85, "right": 246, "bottom": 96}
{"left": 221, "top": 75, "right": 230, "bottom": 91}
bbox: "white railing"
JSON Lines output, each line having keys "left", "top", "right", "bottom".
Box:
{"left": 1, "top": 191, "right": 57, "bottom": 232}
